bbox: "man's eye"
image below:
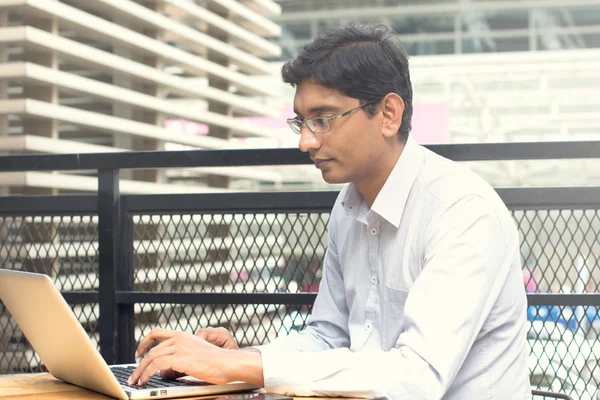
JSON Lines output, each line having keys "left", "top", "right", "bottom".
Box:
{"left": 313, "top": 118, "right": 329, "bottom": 129}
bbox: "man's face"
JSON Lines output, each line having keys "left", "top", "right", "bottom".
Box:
{"left": 293, "top": 80, "right": 385, "bottom": 185}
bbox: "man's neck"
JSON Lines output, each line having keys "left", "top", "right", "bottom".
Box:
{"left": 355, "top": 143, "right": 405, "bottom": 208}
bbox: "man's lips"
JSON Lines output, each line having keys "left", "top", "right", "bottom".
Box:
{"left": 311, "top": 158, "right": 332, "bottom": 168}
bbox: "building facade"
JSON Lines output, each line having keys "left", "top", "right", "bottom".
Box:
{"left": 0, "top": 0, "right": 283, "bottom": 195}
{"left": 272, "top": 0, "right": 600, "bottom": 60}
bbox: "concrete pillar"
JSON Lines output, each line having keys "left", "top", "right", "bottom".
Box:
{"left": 205, "top": 2, "right": 233, "bottom": 189}
{"left": 0, "top": 10, "right": 9, "bottom": 196}
{"left": 21, "top": 8, "right": 58, "bottom": 195}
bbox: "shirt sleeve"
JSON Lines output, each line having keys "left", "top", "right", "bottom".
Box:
{"left": 255, "top": 202, "right": 351, "bottom": 354}
{"left": 259, "top": 195, "right": 514, "bottom": 400}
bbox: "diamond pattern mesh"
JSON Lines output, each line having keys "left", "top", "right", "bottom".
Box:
{"left": 132, "top": 213, "right": 327, "bottom": 293}
{"left": 0, "top": 215, "right": 99, "bottom": 290}
{"left": 528, "top": 307, "right": 599, "bottom": 399}
{"left": 516, "top": 210, "right": 600, "bottom": 294}
{"left": 1, "top": 208, "right": 599, "bottom": 399}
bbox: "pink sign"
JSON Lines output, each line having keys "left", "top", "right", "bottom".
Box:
{"left": 165, "top": 119, "right": 209, "bottom": 136}
{"left": 411, "top": 103, "right": 449, "bottom": 144}
{"left": 236, "top": 107, "right": 295, "bottom": 130}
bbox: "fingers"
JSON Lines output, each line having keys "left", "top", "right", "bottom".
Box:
{"left": 194, "top": 327, "right": 209, "bottom": 339}
{"left": 195, "top": 326, "right": 224, "bottom": 337}
{"left": 132, "top": 355, "right": 174, "bottom": 386}
{"left": 195, "top": 327, "right": 222, "bottom": 342}
{"left": 160, "top": 368, "right": 185, "bottom": 380}
{"left": 195, "top": 327, "right": 238, "bottom": 349}
{"left": 129, "top": 337, "right": 175, "bottom": 386}
{"left": 135, "top": 328, "right": 175, "bottom": 358}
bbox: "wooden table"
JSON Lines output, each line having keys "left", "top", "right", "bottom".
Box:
{"left": 0, "top": 373, "right": 114, "bottom": 399}
{"left": 0, "top": 373, "right": 356, "bottom": 400}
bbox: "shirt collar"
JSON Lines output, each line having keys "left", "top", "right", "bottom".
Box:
{"left": 340, "top": 183, "right": 368, "bottom": 224}
{"left": 341, "top": 136, "right": 424, "bottom": 228}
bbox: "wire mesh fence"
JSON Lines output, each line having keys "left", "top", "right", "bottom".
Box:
{"left": 1, "top": 206, "right": 599, "bottom": 399}
{"left": 132, "top": 212, "right": 327, "bottom": 294}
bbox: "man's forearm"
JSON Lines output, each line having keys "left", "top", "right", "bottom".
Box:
{"left": 223, "top": 348, "right": 264, "bottom": 386}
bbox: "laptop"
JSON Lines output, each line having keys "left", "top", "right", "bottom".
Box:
{"left": 0, "top": 269, "right": 260, "bottom": 399}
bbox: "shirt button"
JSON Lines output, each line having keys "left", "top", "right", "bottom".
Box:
{"left": 365, "top": 323, "right": 372, "bottom": 331}
{"left": 370, "top": 228, "right": 378, "bottom": 236}
{"left": 371, "top": 276, "right": 377, "bottom": 284}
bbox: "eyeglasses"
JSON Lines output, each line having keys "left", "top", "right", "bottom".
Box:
{"left": 286, "top": 100, "right": 377, "bottom": 135}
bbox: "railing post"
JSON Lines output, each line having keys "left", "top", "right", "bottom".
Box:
{"left": 117, "top": 198, "right": 135, "bottom": 364}
{"left": 98, "top": 169, "right": 120, "bottom": 364}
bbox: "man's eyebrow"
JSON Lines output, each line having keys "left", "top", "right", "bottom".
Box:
{"left": 307, "top": 105, "right": 339, "bottom": 115}
{"left": 293, "top": 104, "right": 339, "bottom": 118}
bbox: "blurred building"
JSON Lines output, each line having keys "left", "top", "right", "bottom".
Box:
{"left": 0, "top": 0, "right": 283, "bottom": 195}
{"left": 3, "top": 1, "right": 598, "bottom": 193}
{"left": 268, "top": 0, "right": 600, "bottom": 188}
{"left": 272, "top": 0, "right": 600, "bottom": 59}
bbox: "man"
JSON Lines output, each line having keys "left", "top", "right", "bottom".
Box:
{"left": 128, "top": 25, "right": 531, "bottom": 399}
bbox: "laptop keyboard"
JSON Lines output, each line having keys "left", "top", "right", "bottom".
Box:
{"left": 110, "top": 366, "right": 192, "bottom": 389}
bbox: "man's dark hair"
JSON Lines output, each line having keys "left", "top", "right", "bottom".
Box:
{"left": 281, "top": 24, "right": 413, "bottom": 142}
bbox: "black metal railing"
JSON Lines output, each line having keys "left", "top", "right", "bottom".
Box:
{"left": 1, "top": 142, "right": 600, "bottom": 399}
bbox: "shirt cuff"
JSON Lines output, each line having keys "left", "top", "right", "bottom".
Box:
{"left": 259, "top": 348, "right": 306, "bottom": 395}
{"left": 258, "top": 347, "right": 358, "bottom": 396}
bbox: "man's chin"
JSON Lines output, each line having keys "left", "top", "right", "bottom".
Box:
{"left": 320, "top": 171, "right": 347, "bottom": 185}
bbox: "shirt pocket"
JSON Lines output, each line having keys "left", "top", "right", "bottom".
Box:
{"left": 383, "top": 286, "right": 409, "bottom": 350}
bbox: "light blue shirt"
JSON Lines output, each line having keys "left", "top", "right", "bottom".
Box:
{"left": 258, "top": 137, "right": 531, "bottom": 400}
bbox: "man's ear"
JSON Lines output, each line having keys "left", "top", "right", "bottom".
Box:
{"left": 380, "top": 93, "right": 404, "bottom": 139}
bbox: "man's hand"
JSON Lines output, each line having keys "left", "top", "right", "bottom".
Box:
{"left": 128, "top": 328, "right": 227, "bottom": 386}
{"left": 195, "top": 326, "right": 239, "bottom": 350}
{"left": 128, "top": 328, "right": 263, "bottom": 387}
{"left": 155, "top": 326, "right": 240, "bottom": 380}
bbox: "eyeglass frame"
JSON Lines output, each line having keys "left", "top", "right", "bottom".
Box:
{"left": 286, "top": 99, "right": 378, "bottom": 135}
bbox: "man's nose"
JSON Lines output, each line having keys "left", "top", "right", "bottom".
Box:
{"left": 298, "top": 126, "right": 321, "bottom": 153}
